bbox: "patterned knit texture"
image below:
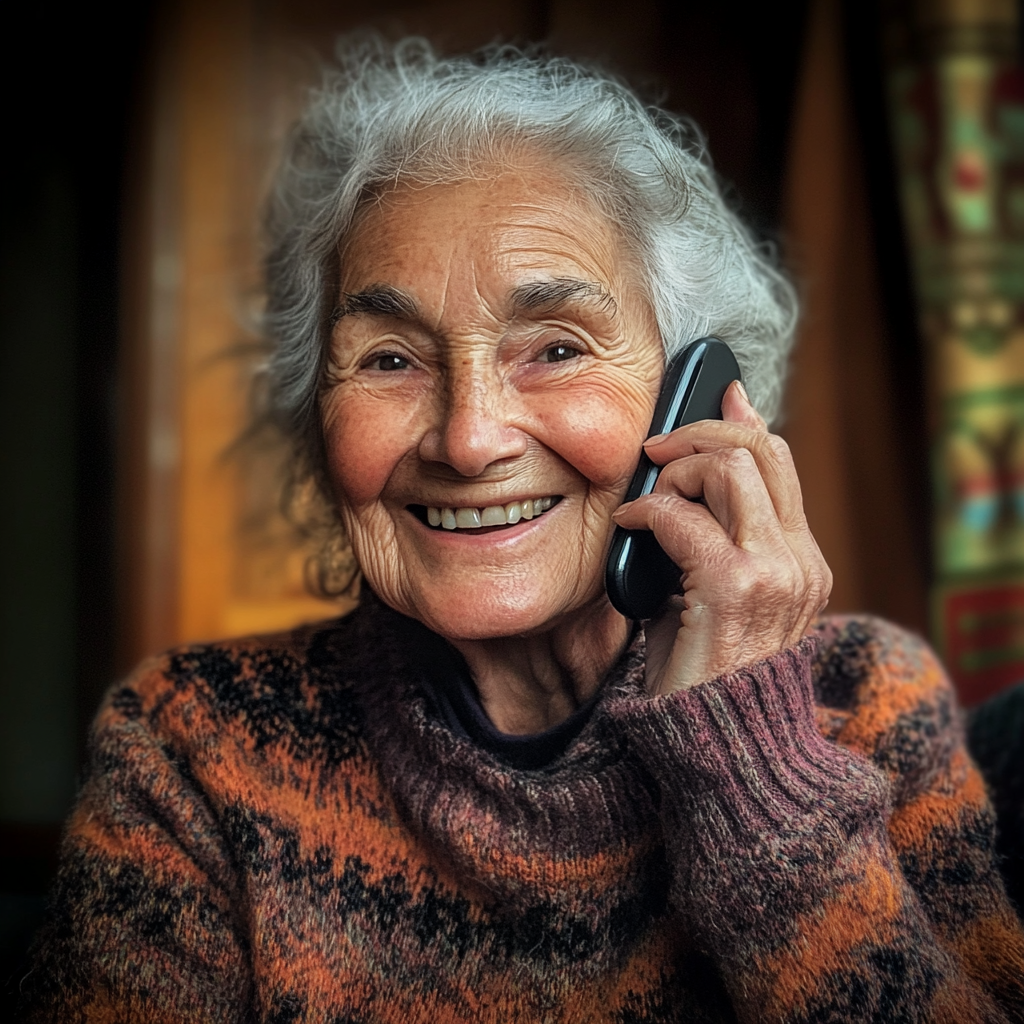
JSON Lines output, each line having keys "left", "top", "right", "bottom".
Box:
{"left": 968, "top": 683, "right": 1024, "bottom": 915}
{"left": 18, "top": 599, "right": 1024, "bottom": 1023}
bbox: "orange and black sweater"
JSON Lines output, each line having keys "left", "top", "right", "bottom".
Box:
{"left": 20, "top": 598, "right": 1024, "bottom": 1022}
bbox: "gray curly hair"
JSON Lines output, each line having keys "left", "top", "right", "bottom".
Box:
{"left": 259, "top": 35, "right": 798, "bottom": 594}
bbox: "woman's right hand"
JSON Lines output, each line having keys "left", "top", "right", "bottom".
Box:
{"left": 611, "top": 380, "right": 832, "bottom": 695}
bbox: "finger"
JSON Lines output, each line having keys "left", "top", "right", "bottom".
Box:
{"left": 643, "top": 381, "right": 763, "bottom": 460}
{"left": 721, "top": 379, "right": 766, "bottom": 431}
{"left": 648, "top": 451, "right": 832, "bottom": 617}
{"left": 642, "top": 380, "right": 764, "bottom": 443}
{"left": 644, "top": 419, "right": 769, "bottom": 463}
{"left": 612, "top": 493, "right": 811, "bottom": 625}
{"left": 644, "top": 422, "right": 806, "bottom": 532}
{"left": 612, "top": 491, "right": 738, "bottom": 576}
{"left": 651, "top": 448, "right": 785, "bottom": 548}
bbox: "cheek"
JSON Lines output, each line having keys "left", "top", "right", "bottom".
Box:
{"left": 322, "top": 389, "right": 414, "bottom": 509}
{"left": 541, "top": 383, "right": 654, "bottom": 490}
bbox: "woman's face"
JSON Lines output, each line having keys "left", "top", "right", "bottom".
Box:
{"left": 322, "top": 163, "right": 664, "bottom": 640}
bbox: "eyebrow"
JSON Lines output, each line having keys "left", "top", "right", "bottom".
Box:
{"left": 333, "top": 285, "right": 418, "bottom": 323}
{"left": 331, "top": 276, "right": 617, "bottom": 326}
{"left": 508, "top": 278, "right": 618, "bottom": 317}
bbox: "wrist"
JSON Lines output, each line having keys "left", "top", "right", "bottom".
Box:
{"left": 611, "top": 635, "right": 887, "bottom": 837}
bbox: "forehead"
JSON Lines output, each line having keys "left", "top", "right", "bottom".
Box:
{"left": 338, "top": 165, "right": 638, "bottom": 299}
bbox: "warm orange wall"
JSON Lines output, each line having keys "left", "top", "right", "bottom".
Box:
{"left": 119, "top": 0, "right": 342, "bottom": 672}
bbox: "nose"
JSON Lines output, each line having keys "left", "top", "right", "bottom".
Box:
{"left": 418, "top": 364, "right": 528, "bottom": 477}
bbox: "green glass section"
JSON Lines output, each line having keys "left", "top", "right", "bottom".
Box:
{"left": 933, "top": 388, "right": 1024, "bottom": 577}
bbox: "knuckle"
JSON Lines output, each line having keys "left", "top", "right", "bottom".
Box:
{"left": 816, "top": 566, "right": 834, "bottom": 606}
{"left": 658, "top": 458, "right": 690, "bottom": 489}
{"left": 718, "top": 447, "right": 756, "bottom": 474}
{"left": 762, "top": 433, "right": 792, "bottom": 465}
{"left": 729, "top": 560, "right": 778, "bottom": 600}
{"left": 648, "top": 494, "right": 695, "bottom": 533}
{"left": 800, "top": 562, "right": 833, "bottom": 615}
{"left": 728, "top": 566, "right": 758, "bottom": 599}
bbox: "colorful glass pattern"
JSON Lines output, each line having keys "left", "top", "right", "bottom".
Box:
{"left": 886, "top": 1, "right": 1024, "bottom": 702}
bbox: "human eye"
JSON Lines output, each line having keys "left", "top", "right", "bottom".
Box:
{"left": 364, "top": 352, "right": 411, "bottom": 371}
{"left": 537, "top": 342, "right": 583, "bottom": 364}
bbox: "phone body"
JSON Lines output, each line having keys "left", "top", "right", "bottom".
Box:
{"left": 605, "top": 337, "right": 742, "bottom": 620}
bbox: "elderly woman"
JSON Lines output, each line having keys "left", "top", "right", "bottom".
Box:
{"left": 22, "top": 39, "right": 1024, "bottom": 1023}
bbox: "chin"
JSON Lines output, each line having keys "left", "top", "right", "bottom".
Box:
{"left": 401, "top": 579, "right": 590, "bottom": 641}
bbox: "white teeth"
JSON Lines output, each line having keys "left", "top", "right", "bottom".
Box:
{"left": 481, "top": 505, "right": 506, "bottom": 526}
{"left": 455, "top": 507, "right": 482, "bottom": 529}
{"left": 424, "top": 497, "right": 557, "bottom": 529}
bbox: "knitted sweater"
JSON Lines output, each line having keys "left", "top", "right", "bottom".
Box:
{"left": 20, "top": 599, "right": 1024, "bottom": 1023}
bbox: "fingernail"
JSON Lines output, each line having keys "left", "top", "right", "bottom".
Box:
{"left": 735, "top": 380, "right": 750, "bottom": 404}
{"left": 643, "top": 433, "right": 667, "bottom": 446}
{"left": 612, "top": 501, "right": 633, "bottom": 518}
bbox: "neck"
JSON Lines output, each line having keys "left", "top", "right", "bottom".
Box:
{"left": 449, "top": 598, "right": 631, "bottom": 734}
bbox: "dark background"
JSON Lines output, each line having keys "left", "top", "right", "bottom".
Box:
{"left": 0, "top": 1, "right": 156, "bottom": 998}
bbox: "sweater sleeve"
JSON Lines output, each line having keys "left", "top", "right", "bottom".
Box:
{"left": 609, "top": 627, "right": 1024, "bottom": 1024}
{"left": 18, "top": 662, "right": 251, "bottom": 1023}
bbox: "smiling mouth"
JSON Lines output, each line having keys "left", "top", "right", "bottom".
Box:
{"left": 409, "top": 496, "right": 561, "bottom": 531}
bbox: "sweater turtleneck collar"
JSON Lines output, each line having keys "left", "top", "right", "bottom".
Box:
{"left": 347, "top": 593, "right": 669, "bottom": 908}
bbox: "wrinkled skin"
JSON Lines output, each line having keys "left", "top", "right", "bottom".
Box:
{"left": 321, "top": 160, "right": 831, "bottom": 732}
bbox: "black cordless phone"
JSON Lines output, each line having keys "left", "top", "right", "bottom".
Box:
{"left": 605, "top": 337, "right": 742, "bottom": 621}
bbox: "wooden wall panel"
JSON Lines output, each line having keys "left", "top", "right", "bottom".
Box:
{"left": 782, "top": 0, "right": 929, "bottom": 632}
{"left": 119, "top": 0, "right": 334, "bottom": 672}
{"left": 118, "top": 2, "right": 185, "bottom": 670}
